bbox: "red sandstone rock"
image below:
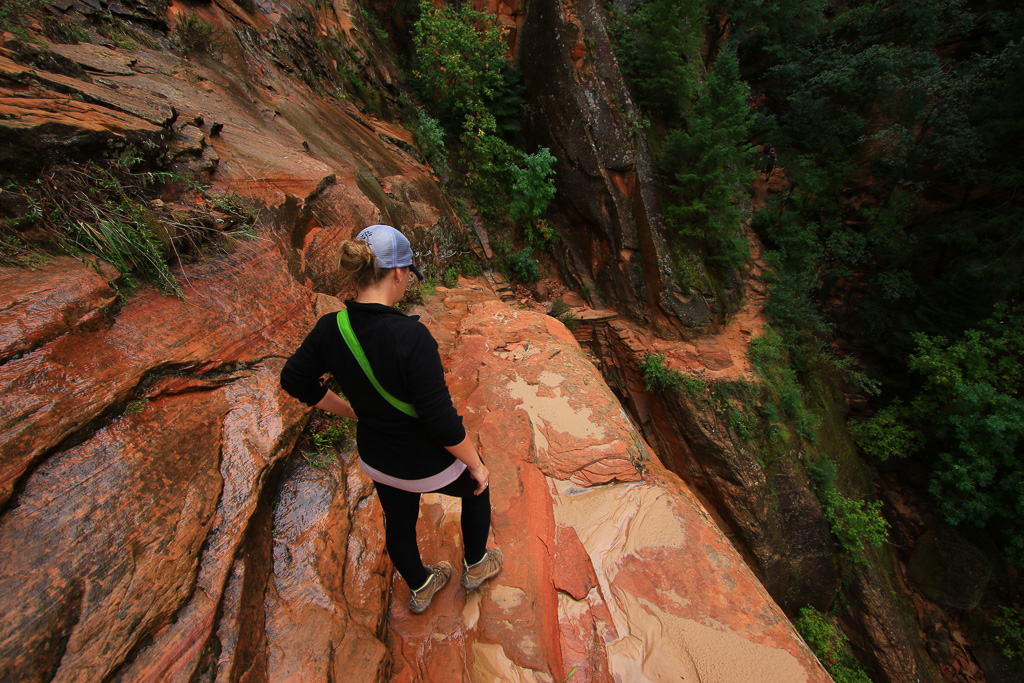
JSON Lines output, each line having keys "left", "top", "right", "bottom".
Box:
{"left": 0, "top": 9, "right": 835, "bottom": 681}
{"left": 384, "top": 293, "right": 832, "bottom": 682}
{"left": 0, "top": 256, "right": 118, "bottom": 363}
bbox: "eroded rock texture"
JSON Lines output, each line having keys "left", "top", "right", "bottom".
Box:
{"left": 385, "top": 284, "right": 834, "bottom": 681}
{"left": 0, "top": 1, "right": 827, "bottom": 680}
{"left": 516, "top": 0, "right": 724, "bottom": 332}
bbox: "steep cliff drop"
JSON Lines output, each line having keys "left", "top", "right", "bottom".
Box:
{"left": 0, "top": 3, "right": 830, "bottom": 680}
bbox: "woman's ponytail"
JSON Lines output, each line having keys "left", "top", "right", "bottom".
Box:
{"left": 338, "top": 238, "right": 388, "bottom": 292}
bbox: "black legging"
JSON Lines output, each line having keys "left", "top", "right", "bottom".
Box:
{"left": 373, "top": 467, "right": 491, "bottom": 589}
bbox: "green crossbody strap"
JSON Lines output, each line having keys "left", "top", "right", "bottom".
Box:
{"left": 336, "top": 308, "right": 419, "bottom": 418}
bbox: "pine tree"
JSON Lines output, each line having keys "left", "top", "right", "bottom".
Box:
{"left": 661, "top": 48, "right": 755, "bottom": 270}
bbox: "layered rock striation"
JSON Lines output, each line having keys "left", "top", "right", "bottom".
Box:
{"left": 1, "top": 2, "right": 830, "bottom": 680}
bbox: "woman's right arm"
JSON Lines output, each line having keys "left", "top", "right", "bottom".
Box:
{"left": 280, "top": 317, "right": 331, "bottom": 407}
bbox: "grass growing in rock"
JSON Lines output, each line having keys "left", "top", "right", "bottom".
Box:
{"left": 0, "top": 150, "right": 260, "bottom": 295}
{"left": 548, "top": 298, "right": 580, "bottom": 332}
{"left": 175, "top": 12, "right": 220, "bottom": 56}
{"left": 301, "top": 417, "right": 355, "bottom": 468}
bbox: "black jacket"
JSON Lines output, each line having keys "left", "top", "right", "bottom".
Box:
{"left": 280, "top": 300, "right": 465, "bottom": 480}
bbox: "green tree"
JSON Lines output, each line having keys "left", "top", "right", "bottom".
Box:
{"left": 614, "top": 0, "right": 705, "bottom": 121}
{"left": 857, "top": 310, "right": 1024, "bottom": 563}
{"left": 509, "top": 148, "right": 557, "bottom": 242}
{"left": 412, "top": 0, "right": 507, "bottom": 129}
{"left": 661, "top": 48, "right": 755, "bottom": 271}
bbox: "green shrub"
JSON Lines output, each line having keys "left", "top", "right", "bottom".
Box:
{"left": 639, "top": 353, "right": 684, "bottom": 392}
{"left": 548, "top": 297, "right": 580, "bottom": 331}
{"left": 460, "top": 112, "right": 518, "bottom": 217}
{"left": 494, "top": 239, "right": 540, "bottom": 283}
{"left": 305, "top": 419, "right": 355, "bottom": 468}
{"left": 989, "top": 606, "right": 1024, "bottom": 660}
{"left": 509, "top": 147, "right": 558, "bottom": 240}
{"left": 794, "top": 607, "right": 873, "bottom": 683}
{"left": 849, "top": 401, "right": 924, "bottom": 461}
{"left": 807, "top": 456, "right": 839, "bottom": 489}
{"left": 748, "top": 327, "right": 820, "bottom": 442}
{"left": 176, "top": 12, "right": 218, "bottom": 55}
{"left": 680, "top": 374, "right": 707, "bottom": 400}
{"left": 413, "top": 107, "right": 449, "bottom": 176}
{"left": 819, "top": 487, "right": 889, "bottom": 556}
{"left": 887, "top": 310, "right": 1024, "bottom": 564}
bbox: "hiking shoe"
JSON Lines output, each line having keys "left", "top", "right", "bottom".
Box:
{"left": 409, "top": 562, "right": 452, "bottom": 614}
{"left": 461, "top": 547, "right": 503, "bottom": 591}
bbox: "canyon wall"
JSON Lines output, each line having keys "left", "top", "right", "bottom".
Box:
{"left": 0, "top": 2, "right": 830, "bottom": 680}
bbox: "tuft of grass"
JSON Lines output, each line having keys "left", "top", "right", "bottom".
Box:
{"left": 125, "top": 398, "right": 149, "bottom": 415}
{"left": 549, "top": 297, "right": 580, "bottom": 331}
{"left": 1, "top": 151, "right": 260, "bottom": 295}
{"left": 42, "top": 15, "right": 90, "bottom": 44}
{"left": 303, "top": 419, "right": 355, "bottom": 468}
{"left": 0, "top": 0, "right": 33, "bottom": 39}
{"left": 175, "top": 12, "right": 219, "bottom": 55}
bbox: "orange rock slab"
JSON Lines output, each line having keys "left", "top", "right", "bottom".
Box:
{"left": 383, "top": 289, "right": 832, "bottom": 682}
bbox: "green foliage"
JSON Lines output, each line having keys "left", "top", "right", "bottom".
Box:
{"left": 748, "top": 327, "right": 820, "bottom": 442}
{"left": 412, "top": 0, "right": 507, "bottom": 128}
{"left": 611, "top": 0, "right": 704, "bottom": 120}
{"left": 175, "top": 12, "right": 219, "bottom": 55}
{"left": 42, "top": 14, "right": 89, "bottom": 44}
{"left": 661, "top": 49, "right": 755, "bottom": 272}
{"left": 807, "top": 456, "right": 838, "bottom": 490}
{"left": 0, "top": 0, "right": 33, "bottom": 38}
{"left": 1, "top": 153, "right": 257, "bottom": 295}
{"left": 305, "top": 419, "right": 355, "bottom": 468}
{"left": 895, "top": 310, "right": 1024, "bottom": 563}
{"left": 443, "top": 267, "right": 459, "bottom": 288}
{"left": 849, "top": 401, "right": 923, "bottom": 461}
{"left": 988, "top": 606, "right": 1024, "bottom": 661}
{"left": 819, "top": 486, "right": 889, "bottom": 556}
{"left": 459, "top": 111, "right": 519, "bottom": 218}
{"left": 794, "top": 607, "right": 873, "bottom": 683}
{"left": 413, "top": 107, "right": 449, "bottom": 176}
{"left": 411, "top": 0, "right": 554, "bottom": 231}
{"left": 494, "top": 239, "right": 540, "bottom": 283}
{"left": 125, "top": 398, "right": 148, "bottom": 416}
{"left": 639, "top": 353, "right": 684, "bottom": 393}
{"left": 548, "top": 298, "right": 580, "bottom": 331}
{"left": 509, "top": 148, "right": 558, "bottom": 240}
{"left": 96, "top": 19, "right": 159, "bottom": 50}
{"left": 69, "top": 213, "right": 177, "bottom": 295}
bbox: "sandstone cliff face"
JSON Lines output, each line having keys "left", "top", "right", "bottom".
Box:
{"left": 514, "top": 0, "right": 724, "bottom": 333}
{"left": 0, "top": 262, "right": 834, "bottom": 681}
{"left": 0, "top": 2, "right": 830, "bottom": 680}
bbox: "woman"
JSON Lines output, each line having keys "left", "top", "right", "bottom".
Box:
{"left": 280, "top": 224, "right": 502, "bottom": 614}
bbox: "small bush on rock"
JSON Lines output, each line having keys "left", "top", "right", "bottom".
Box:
{"left": 794, "top": 607, "right": 873, "bottom": 683}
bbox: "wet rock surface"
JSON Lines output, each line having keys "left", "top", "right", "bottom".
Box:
{"left": 0, "top": 1, "right": 921, "bottom": 680}
{"left": 382, "top": 284, "right": 831, "bottom": 681}
{"left": 0, "top": 250, "right": 831, "bottom": 682}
